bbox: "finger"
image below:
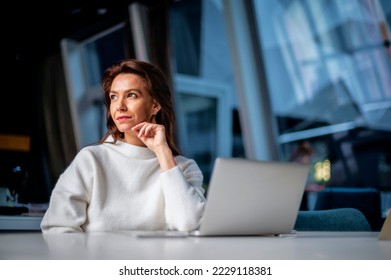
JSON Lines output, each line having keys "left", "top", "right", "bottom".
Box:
{"left": 132, "top": 121, "right": 148, "bottom": 129}
{"left": 143, "top": 125, "right": 157, "bottom": 138}
{"left": 132, "top": 122, "right": 147, "bottom": 135}
{"left": 138, "top": 125, "right": 148, "bottom": 137}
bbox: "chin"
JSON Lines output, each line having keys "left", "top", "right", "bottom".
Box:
{"left": 117, "top": 124, "right": 132, "bottom": 132}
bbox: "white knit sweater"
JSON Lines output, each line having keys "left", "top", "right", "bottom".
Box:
{"left": 41, "top": 136, "right": 206, "bottom": 233}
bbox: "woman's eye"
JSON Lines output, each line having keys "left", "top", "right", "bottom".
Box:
{"left": 110, "top": 95, "right": 117, "bottom": 100}
{"left": 128, "top": 92, "right": 137, "bottom": 98}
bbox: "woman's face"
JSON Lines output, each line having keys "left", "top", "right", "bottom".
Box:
{"left": 109, "top": 73, "right": 160, "bottom": 135}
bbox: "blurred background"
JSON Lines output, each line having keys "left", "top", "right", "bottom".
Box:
{"left": 1, "top": 0, "right": 391, "bottom": 230}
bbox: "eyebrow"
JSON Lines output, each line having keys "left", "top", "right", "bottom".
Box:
{"left": 110, "top": 88, "right": 143, "bottom": 95}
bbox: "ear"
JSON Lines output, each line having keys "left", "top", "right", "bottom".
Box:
{"left": 152, "top": 100, "right": 161, "bottom": 115}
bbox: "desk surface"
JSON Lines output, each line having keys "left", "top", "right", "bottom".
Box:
{"left": 0, "top": 231, "right": 390, "bottom": 260}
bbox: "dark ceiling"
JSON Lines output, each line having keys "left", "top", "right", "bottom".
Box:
{"left": 9, "top": 1, "right": 133, "bottom": 61}
{"left": 4, "top": 0, "right": 168, "bottom": 135}
{"left": 8, "top": 0, "right": 169, "bottom": 66}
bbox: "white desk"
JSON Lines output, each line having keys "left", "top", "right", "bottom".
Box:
{"left": 0, "top": 231, "right": 390, "bottom": 260}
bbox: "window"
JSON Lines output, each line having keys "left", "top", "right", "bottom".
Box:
{"left": 169, "top": 0, "right": 391, "bottom": 226}
{"left": 61, "top": 23, "right": 130, "bottom": 148}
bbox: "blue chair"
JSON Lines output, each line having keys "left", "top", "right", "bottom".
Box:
{"left": 294, "top": 208, "right": 372, "bottom": 231}
{"left": 314, "top": 187, "right": 382, "bottom": 231}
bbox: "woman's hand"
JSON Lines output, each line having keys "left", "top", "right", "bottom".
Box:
{"left": 132, "top": 122, "right": 167, "bottom": 152}
{"left": 132, "top": 122, "right": 176, "bottom": 170}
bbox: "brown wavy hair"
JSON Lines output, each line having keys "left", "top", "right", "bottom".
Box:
{"left": 98, "top": 58, "right": 180, "bottom": 156}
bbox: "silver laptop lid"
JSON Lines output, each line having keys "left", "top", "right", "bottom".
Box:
{"left": 198, "top": 157, "right": 309, "bottom": 236}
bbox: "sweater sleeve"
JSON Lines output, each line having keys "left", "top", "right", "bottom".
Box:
{"left": 40, "top": 150, "right": 92, "bottom": 233}
{"left": 161, "top": 157, "right": 206, "bottom": 231}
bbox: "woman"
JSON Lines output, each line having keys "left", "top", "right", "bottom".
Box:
{"left": 41, "top": 59, "right": 206, "bottom": 233}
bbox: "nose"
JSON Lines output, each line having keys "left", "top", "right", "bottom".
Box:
{"left": 116, "top": 100, "right": 126, "bottom": 111}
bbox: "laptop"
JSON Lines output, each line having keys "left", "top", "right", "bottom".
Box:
{"left": 137, "top": 157, "right": 309, "bottom": 238}
{"left": 193, "top": 157, "right": 309, "bottom": 236}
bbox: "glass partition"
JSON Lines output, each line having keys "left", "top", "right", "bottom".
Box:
{"left": 252, "top": 0, "right": 391, "bottom": 220}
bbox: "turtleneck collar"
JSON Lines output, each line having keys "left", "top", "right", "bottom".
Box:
{"left": 103, "top": 135, "right": 155, "bottom": 159}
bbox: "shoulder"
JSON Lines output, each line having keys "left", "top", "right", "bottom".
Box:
{"left": 175, "top": 155, "right": 197, "bottom": 165}
{"left": 69, "top": 144, "right": 108, "bottom": 167}
{"left": 175, "top": 155, "right": 202, "bottom": 173}
{"left": 77, "top": 144, "right": 106, "bottom": 157}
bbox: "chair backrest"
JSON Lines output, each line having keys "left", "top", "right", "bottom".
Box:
{"left": 314, "top": 187, "right": 382, "bottom": 231}
{"left": 294, "top": 208, "right": 372, "bottom": 231}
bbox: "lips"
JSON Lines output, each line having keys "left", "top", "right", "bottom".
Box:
{"left": 116, "top": 116, "right": 131, "bottom": 121}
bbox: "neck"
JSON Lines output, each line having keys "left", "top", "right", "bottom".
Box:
{"left": 123, "top": 132, "right": 146, "bottom": 147}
